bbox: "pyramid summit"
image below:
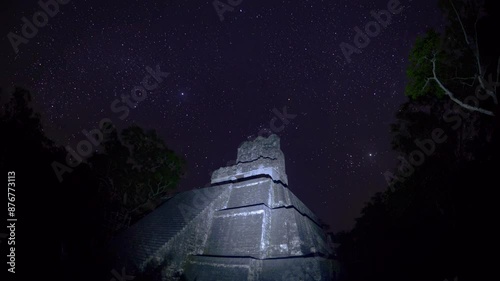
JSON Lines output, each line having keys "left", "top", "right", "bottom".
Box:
{"left": 110, "top": 134, "right": 337, "bottom": 280}
{"left": 211, "top": 134, "right": 288, "bottom": 185}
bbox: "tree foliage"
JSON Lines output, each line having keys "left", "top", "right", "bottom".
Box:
{"left": 336, "top": 1, "right": 500, "bottom": 280}
{"left": 89, "top": 124, "right": 185, "bottom": 227}
{"left": 405, "top": 0, "right": 499, "bottom": 115}
{"left": 0, "top": 87, "right": 185, "bottom": 281}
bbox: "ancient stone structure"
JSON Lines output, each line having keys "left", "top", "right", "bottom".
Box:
{"left": 111, "top": 134, "right": 337, "bottom": 280}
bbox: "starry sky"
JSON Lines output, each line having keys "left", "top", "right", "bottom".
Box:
{"left": 1, "top": 0, "right": 444, "bottom": 231}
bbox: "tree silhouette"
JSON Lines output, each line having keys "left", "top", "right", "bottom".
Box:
{"left": 336, "top": 1, "right": 500, "bottom": 280}
{"left": 405, "top": 0, "right": 499, "bottom": 116}
{"left": 88, "top": 124, "right": 186, "bottom": 232}
{"left": 0, "top": 87, "right": 186, "bottom": 281}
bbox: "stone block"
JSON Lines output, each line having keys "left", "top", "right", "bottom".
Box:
{"left": 226, "top": 178, "right": 272, "bottom": 208}
{"left": 183, "top": 256, "right": 253, "bottom": 281}
{"left": 204, "top": 205, "right": 268, "bottom": 258}
{"left": 260, "top": 256, "right": 334, "bottom": 281}
{"left": 211, "top": 159, "right": 288, "bottom": 185}
{"left": 267, "top": 207, "right": 302, "bottom": 257}
{"left": 236, "top": 134, "right": 283, "bottom": 163}
{"left": 270, "top": 182, "right": 290, "bottom": 207}
{"left": 211, "top": 134, "right": 289, "bottom": 185}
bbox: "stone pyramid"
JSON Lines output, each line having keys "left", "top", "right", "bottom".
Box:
{"left": 111, "top": 134, "right": 337, "bottom": 280}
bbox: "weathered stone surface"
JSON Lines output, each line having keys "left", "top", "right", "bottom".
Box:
{"left": 202, "top": 202, "right": 330, "bottom": 259}
{"left": 226, "top": 178, "right": 272, "bottom": 209}
{"left": 223, "top": 177, "right": 321, "bottom": 226}
{"left": 184, "top": 256, "right": 262, "bottom": 281}
{"left": 236, "top": 134, "right": 284, "bottom": 163}
{"left": 260, "top": 256, "right": 335, "bottom": 281}
{"left": 211, "top": 158, "right": 288, "bottom": 185}
{"left": 183, "top": 256, "right": 336, "bottom": 281}
{"left": 204, "top": 205, "right": 267, "bottom": 257}
{"left": 109, "top": 134, "right": 336, "bottom": 281}
{"left": 307, "top": 219, "right": 334, "bottom": 256}
{"left": 268, "top": 207, "right": 302, "bottom": 257}
{"left": 110, "top": 186, "right": 227, "bottom": 272}
{"left": 211, "top": 134, "right": 288, "bottom": 185}
{"left": 287, "top": 189, "right": 321, "bottom": 224}
{"left": 183, "top": 256, "right": 255, "bottom": 281}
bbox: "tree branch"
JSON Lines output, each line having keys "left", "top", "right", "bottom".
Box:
{"left": 476, "top": 74, "right": 498, "bottom": 104}
{"left": 449, "top": 0, "right": 470, "bottom": 46}
{"left": 452, "top": 76, "right": 476, "bottom": 87}
{"left": 473, "top": 8, "right": 483, "bottom": 77}
{"left": 496, "top": 57, "right": 500, "bottom": 92}
{"left": 430, "top": 56, "right": 494, "bottom": 116}
{"left": 421, "top": 78, "right": 433, "bottom": 92}
{"left": 451, "top": 77, "right": 476, "bottom": 81}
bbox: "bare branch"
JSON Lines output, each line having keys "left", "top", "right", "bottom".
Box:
{"left": 430, "top": 56, "right": 494, "bottom": 116}
{"left": 478, "top": 75, "right": 498, "bottom": 104}
{"left": 473, "top": 14, "right": 484, "bottom": 78}
{"left": 449, "top": 0, "right": 470, "bottom": 46}
{"left": 452, "top": 76, "right": 476, "bottom": 87}
{"left": 449, "top": 0, "right": 490, "bottom": 97}
{"left": 451, "top": 77, "right": 476, "bottom": 81}
{"left": 496, "top": 57, "right": 500, "bottom": 92}
{"left": 459, "top": 81, "right": 475, "bottom": 87}
{"left": 421, "top": 78, "right": 432, "bottom": 92}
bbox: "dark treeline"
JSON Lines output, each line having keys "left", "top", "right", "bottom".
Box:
{"left": 335, "top": 1, "right": 500, "bottom": 280}
{"left": 2, "top": 1, "right": 500, "bottom": 281}
{"left": 0, "top": 88, "right": 185, "bottom": 281}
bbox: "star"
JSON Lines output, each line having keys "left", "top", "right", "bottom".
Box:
{"left": 0, "top": 0, "right": 447, "bottom": 234}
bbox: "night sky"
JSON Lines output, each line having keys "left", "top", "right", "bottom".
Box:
{"left": 1, "top": 0, "right": 444, "bottom": 231}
